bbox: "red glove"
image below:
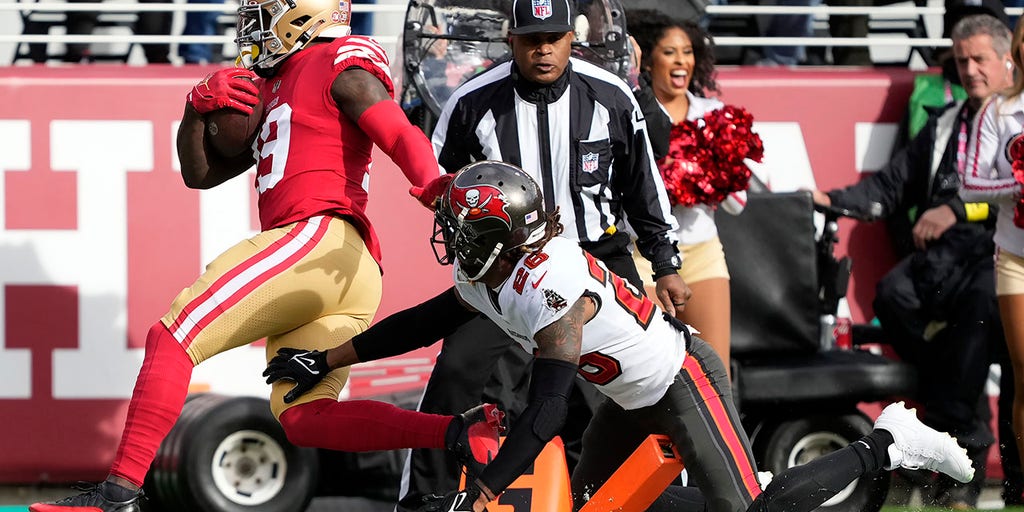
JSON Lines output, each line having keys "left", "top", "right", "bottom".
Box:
{"left": 188, "top": 68, "right": 260, "bottom": 115}
{"left": 410, "top": 173, "right": 454, "bottom": 210}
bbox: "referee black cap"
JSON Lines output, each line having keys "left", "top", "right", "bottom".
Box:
{"left": 509, "top": 0, "right": 574, "bottom": 35}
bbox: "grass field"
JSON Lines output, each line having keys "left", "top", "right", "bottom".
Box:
{"left": 0, "top": 508, "right": 1017, "bottom": 512}
{"left": 2, "top": 489, "right": 1020, "bottom": 512}
{"left": 2, "top": 502, "right": 1024, "bottom": 512}
{"left": 0, "top": 507, "right": 1021, "bottom": 512}
{"left": 880, "top": 509, "right": 1024, "bottom": 512}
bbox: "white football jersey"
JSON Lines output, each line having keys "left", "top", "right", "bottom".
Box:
{"left": 454, "top": 237, "right": 688, "bottom": 410}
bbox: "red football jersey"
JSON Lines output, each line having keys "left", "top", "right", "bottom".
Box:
{"left": 252, "top": 35, "right": 394, "bottom": 264}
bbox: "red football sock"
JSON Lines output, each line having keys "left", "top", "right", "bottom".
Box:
{"left": 109, "top": 322, "right": 194, "bottom": 487}
{"left": 279, "top": 398, "right": 452, "bottom": 451}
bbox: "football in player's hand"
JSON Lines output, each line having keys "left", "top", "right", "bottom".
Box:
{"left": 205, "top": 96, "right": 264, "bottom": 158}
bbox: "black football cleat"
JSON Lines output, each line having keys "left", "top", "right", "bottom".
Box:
{"left": 446, "top": 403, "right": 505, "bottom": 478}
{"left": 30, "top": 482, "right": 142, "bottom": 512}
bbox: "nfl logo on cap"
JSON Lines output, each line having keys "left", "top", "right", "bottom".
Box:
{"left": 532, "top": 0, "right": 552, "bottom": 19}
{"left": 510, "top": 0, "right": 572, "bottom": 35}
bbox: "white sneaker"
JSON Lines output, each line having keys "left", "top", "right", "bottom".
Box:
{"left": 874, "top": 401, "right": 975, "bottom": 483}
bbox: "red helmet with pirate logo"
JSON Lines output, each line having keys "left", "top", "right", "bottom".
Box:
{"left": 432, "top": 161, "right": 548, "bottom": 281}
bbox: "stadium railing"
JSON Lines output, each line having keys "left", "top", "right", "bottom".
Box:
{"left": 0, "top": 2, "right": 1021, "bottom": 65}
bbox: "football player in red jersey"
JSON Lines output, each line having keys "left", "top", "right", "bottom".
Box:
{"left": 30, "top": 0, "right": 496, "bottom": 510}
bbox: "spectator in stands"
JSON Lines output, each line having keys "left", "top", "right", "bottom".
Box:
{"left": 350, "top": 0, "right": 375, "bottom": 35}
{"left": 134, "top": 0, "right": 172, "bottom": 63}
{"left": 179, "top": 0, "right": 222, "bottom": 64}
{"left": 948, "top": 0, "right": 1012, "bottom": 37}
{"left": 1008, "top": 0, "right": 1024, "bottom": 27}
{"left": 822, "top": 0, "right": 952, "bottom": 66}
{"left": 812, "top": 14, "right": 1012, "bottom": 509}
{"left": 961, "top": 12, "right": 1024, "bottom": 509}
{"left": 63, "top": 0, "right": 98, "bottom": 62}
{"left": 907, "top": 2, "right": 1023, "bottom": 504}
{"left": 933, "top": 0, "right": 1013, "bottom": 89}
{"left": 638, "top": 0, "right": 708, "bottom": 23}
{"left": 627, "top": 9, "right": 745, "bottom": 371}
{"left": 823, "top": 0, "right": 872, "bottom": 65}
{"left": 758, "top": 0, "right": 822, "bottom": 66}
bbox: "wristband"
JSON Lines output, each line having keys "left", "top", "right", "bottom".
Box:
{"left": 651, "top": 254, "right": 682, "bottom": 280}
{"left": 965, "top": 202, "right": 990, "bottom": 222}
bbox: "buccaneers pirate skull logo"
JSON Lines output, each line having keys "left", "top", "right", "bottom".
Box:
{"left": 448, "top": 184, "right": 513, "bottom": 227}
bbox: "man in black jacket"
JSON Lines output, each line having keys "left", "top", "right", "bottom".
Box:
{"left": 397, "top": 0, "right": 690, "bottom": 509}
{"left": 811, "top": 14, "right": 1011, "bottom": 508}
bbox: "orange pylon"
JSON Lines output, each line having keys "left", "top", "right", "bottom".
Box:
{"left": 461, "top": 434, "right": 683, "bottom": 512}
{"left": 461, "top": 436, "right": 573, "bottom": 512}
{"left": 577, "top": 435, "right": 685, "bottom": 512}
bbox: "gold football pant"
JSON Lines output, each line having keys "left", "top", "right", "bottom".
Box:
{"left": 160, "top": 215, "right": 382, "bottom": 418}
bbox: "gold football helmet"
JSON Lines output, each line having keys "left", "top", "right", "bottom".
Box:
{"left": 236, "top": 0, "right": 352, "bottom": 75}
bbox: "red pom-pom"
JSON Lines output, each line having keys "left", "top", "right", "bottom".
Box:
{"left": 1015, "top": 198, "right": 1024, "bottom": 229}
{"left": 1013, "top": 158, "right": 1024, "bottom": 228}
{"left": 659, "top": 105, "right": 763, "bottom": 208}
{"left": 1012, "top": 135, "right": 1024, "bottom": 227}
{"left": 1010, "top": 136, "right": 1024, "bottom": 162}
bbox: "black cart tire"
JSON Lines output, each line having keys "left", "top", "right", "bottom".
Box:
{"left": 145, "top": 394, "right": 318, "bottom": 512}
{"left": 761, "top": 413, "right": 890, "bottom": 512}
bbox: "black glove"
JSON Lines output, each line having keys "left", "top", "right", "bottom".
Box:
{"left": 417, "top": 487, "right": 483, "bottom": 512}
{"left": 262, "top": 348, "right": 330, "bottom": 403}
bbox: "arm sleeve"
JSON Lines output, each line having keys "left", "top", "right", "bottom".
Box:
{"left": 948, "top": 196, "right": 968, "bottom": 222}
{"left": 943, "top": 197, "right": 995, "bottom": 223}
{"left": 827, "top": 148, "right": 913, "bottom": 218}
{"left": 963, "top": 201, "right": 992, "bottom": 222}
{"left": 961, "top": 96, "right": 1020, "bottom": 202}
{"left": 357, "top": 100, "right": 441, "bottom": 187}
{"left": 350, "top": 287, "right": 477, "bottom": 362}
{"left": 477, "top": 357, "right": 578, "bottom": 495}
{"left": 616, "top": 92, "right": 680, "bottom": 264}
{"left": 826, "top": 121, "right": 930, "bottom": 218}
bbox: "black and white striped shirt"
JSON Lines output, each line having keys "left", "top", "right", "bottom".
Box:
{"left": 431, "top": 57, "right": 679, "bottom": 265}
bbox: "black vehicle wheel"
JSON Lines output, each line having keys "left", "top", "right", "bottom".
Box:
{"left": 761, "top": 413, "right": 890, "bottom": 512}
{"left": 145, "top": 394, "right": 318, "bottom": 512}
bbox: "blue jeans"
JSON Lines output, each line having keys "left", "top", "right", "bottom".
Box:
{"left": 761, "top": 0, "right": 823, "bottom": 65}
{"left": 179, "top": 0, "right": 220, "bottom": 63}
{"left": 350, "top": 0, "right": 375, "bottom": 36}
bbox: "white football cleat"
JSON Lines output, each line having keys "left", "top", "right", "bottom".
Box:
{"left": 874, "top": 401, "right": 974, "bottom": 483}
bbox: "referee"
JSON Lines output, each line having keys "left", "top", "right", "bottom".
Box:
{"left": 397, "top": 0, "right": 689, "bottom": 508}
